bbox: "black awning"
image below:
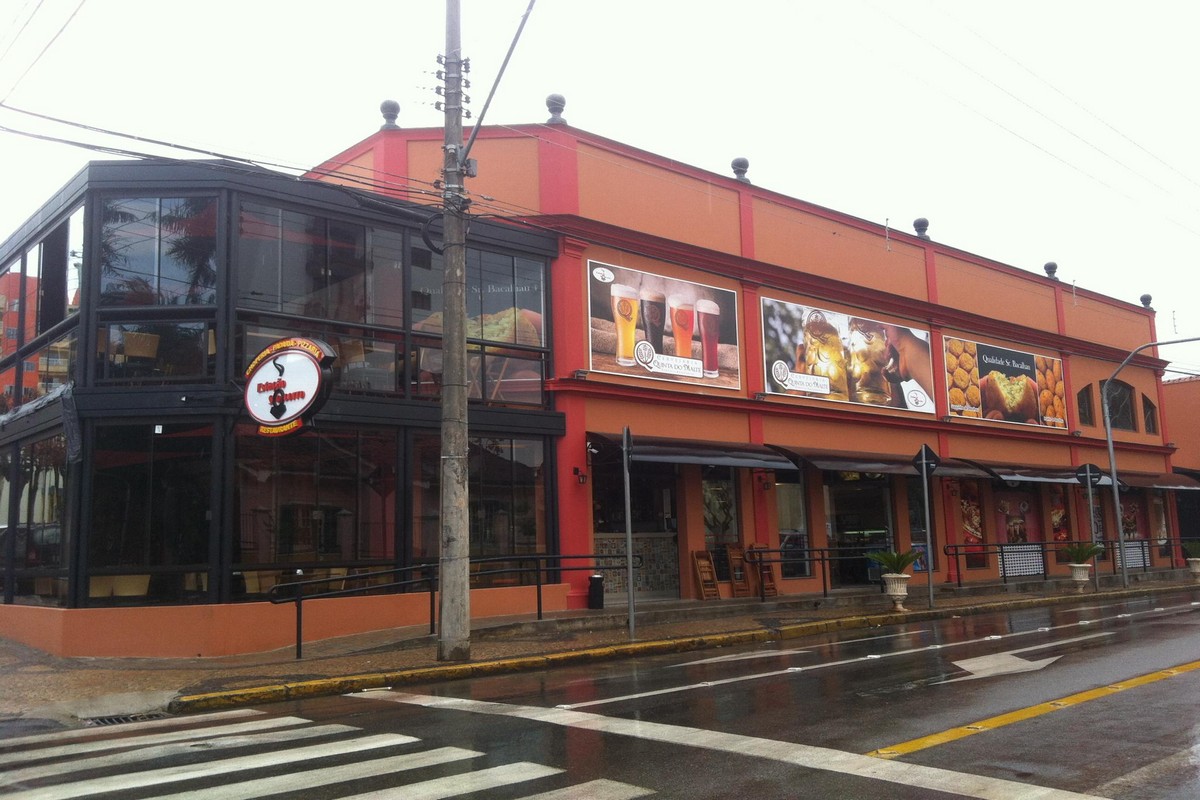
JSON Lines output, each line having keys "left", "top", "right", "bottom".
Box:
{"left": 1120, "top": 472, "right": 1200, "bottom": 491}
{"left": 587, "top": 433, "right": 798, "bottom": 470}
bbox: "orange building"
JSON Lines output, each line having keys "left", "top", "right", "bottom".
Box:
{"left": 311, "top": 97, "right": 1195, "bottom": 608}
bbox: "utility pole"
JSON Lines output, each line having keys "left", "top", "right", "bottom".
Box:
{"left": 437, "top": 0, "right": 470, "bottom": 661}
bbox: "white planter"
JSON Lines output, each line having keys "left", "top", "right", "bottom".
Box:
{"left": 1068, "top": 562, "right": 1092, "bottom": 592}
{"left": 881, "top": 573, "right": 911, "bottom": 611}
{"left": 1186, "top": 558, "right": 1200, "bottom": 584}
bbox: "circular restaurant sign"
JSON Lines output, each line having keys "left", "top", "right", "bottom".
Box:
{"left": 244, "top": 337, "right": 336, "bottom": 437}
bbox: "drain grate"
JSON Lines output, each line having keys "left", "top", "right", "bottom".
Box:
{"left": 83, "top": 712, "right": 170, "bottom": 727}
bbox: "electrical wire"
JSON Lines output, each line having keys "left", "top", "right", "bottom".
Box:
{"left": 0, "top": 0, "right": 85, "bottom": 103}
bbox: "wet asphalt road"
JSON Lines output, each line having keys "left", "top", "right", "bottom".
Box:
{"left": 5, "top": 592, "right": 1200, "bottom": 799}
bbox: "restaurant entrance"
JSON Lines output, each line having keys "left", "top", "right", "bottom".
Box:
{"left": 825, "top": 474, "right": 893, "bottom": 587}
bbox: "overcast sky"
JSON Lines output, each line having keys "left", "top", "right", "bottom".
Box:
{"left": 3, "top": 0, "right": 1199, "bottom": 375}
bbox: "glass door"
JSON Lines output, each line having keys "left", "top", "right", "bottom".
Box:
{"left": 825, "top": 475, "right": 893, "bottom": 587}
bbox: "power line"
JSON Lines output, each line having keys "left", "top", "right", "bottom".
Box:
{"left": 0, "top": 0, "right": 85, "bottom": 103}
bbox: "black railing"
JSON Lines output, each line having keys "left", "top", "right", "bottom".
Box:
{"left": 940, "top": 538, "right": 1190, "bottom": 588}
{"left": 266, "top": 553, "right": 641, "bottom": 659}
{"left": 745, "top": 545, "right": 897, "bottom": 600}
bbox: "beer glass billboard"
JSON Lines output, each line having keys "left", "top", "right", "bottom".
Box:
{"left": 761, "top": 296, "right": 935, "bottom": 413}
{"left": 587, "top": 261, "right": 740, "bottom": 388}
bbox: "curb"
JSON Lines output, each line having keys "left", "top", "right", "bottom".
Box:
{"left": 166, "top": 586, "right": 1189, "bottom": 715}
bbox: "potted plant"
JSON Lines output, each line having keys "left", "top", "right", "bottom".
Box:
{"left": 1059, "top": 541, "right": 1104, "bottom": 591}
{"left": 1182, "top": 540, "right": 1200, "bottom": 583}
{"left": 866, "top": 549, "right": 921, "bottom": 611}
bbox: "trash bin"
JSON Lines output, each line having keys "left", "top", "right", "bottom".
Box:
{"left": 587, "top": 573, "right": 604, "bottom": 609}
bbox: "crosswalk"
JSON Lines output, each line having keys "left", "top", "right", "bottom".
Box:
{"left": 0, "top": 709, "right": 653, "bottom": 799}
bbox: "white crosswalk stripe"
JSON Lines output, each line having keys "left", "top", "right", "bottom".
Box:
{"left": 0, "top": 715, "right": 311, "bottom": 767}
{"left": 0, "top": 709, "right": 264, "bottom": 751}
{"left": 1, "top": 709, "right": 655, "bottom": 800}
{"left": 1, "top": 724, "right": 363, "bottom": 787}
{"left": 150, "top": 747, "right": 484, "bottom": 800}
{"left": 335, "top": 762, "right": 563, "bottom": 800}
{"left": 5, "top": 732, "right": 417, "bottom": 800}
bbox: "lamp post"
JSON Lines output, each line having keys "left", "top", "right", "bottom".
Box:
{"left": 1102, "top": 336, "right": 1200, "bottom": 588}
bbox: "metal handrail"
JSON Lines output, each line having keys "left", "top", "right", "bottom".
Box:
{"left": 940, "top": 537, "right": 1180, "bottom": 588}
{"left": 267, "top": 552, "right": 642, "bottom": 659}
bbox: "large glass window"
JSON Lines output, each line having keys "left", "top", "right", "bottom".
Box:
{"left": 100, "top": 197, "right": 217, "bottom": 306}
{"left": 97, "top": 322, "right": 212, "bottom": 382}
{"left": 0, "top": 435, "right": 70, "bottom": 605}
{"left": 233, "top": 426, "right": 397, "bottom": 598}
{"left": 1143, "top": 394, "right": 1159, "bottom": 434}
{"left": 237, "top": 203, "right": 366, "bottom": 321}
{"left": 411, "top": 433, "right": 547, "bottom": 586}
{"left": 776, "top": 475, "right": 810, "bottom": 578}
{"left": 88, "top": 423, "right": 212, "bottom": 603}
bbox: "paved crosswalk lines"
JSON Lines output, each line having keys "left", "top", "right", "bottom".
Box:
{"left": 0, "top": 709, "right": 264, "bottom": 750}
{"left": 0, "top": 715, "right": 311, "bottom": 767}
{"left": 522, "top": 779, "right": 655, "bottom": 799}
{"left": 337, "top": 762, "right": 563, "bottom": 800}
{"left": 7, "top": 732, "right": 417, "bottom": 800}
{"left": 2, "top": 724, "right": 363, "bottom": 787}
{"left": 150, "top": 746, "right": 484, "bottom": 800}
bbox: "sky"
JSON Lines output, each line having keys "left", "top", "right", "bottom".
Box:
{"left": 3, "top": 0, "right": 1200, "bottom": 374}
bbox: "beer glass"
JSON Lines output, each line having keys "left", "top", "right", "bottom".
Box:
{"left": 610, "top": 283, "right": 640, "bottom": 365}
{"left": 696, "top": 298, "right": 721, "bottom": 377}
{"left": 668, "top": 295, "right": 694, "bottom": 358}
{"left": 640, "top": 289, "right": 666, "bottom": 353}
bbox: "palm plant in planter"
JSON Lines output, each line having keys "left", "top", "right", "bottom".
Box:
{"left": 1059, "top": 541, "right": 1104, "bottom": 591}
{"left": 867, "top": 549, "right": 921, "bottom": 611}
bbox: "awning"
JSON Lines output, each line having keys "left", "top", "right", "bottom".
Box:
{"left": 770, "top": 448, "right": 917, "bottom": 476}
{"left": 587, "top": 433, "right": 798, "bottom": 471}
{"left": 1119, "top": 473, "right": 1200, "bottom": 491}
{"left": 992, "top": 468, "right": 1080, "bottom": 485}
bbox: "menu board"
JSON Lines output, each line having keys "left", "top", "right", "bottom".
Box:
{"left": 944, "top": 336, "right": 1067, "bottom": 428}
{"left": 761, "top": 297, "right": 935, "bottom": 413}
{"left": 587, "top": 261, "right": 740, "bottom": 388}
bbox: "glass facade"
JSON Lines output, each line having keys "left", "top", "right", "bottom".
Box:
{"left": 0, "top": 165, "right": 559, "bottom": 608}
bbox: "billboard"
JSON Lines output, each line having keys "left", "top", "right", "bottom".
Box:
{"left": 761, "top": 297, "right": 935, "bottom": 413}
{"left": 587, "top": 261, "right": 740, "bottom": 388}
{"left": 944, "top": 336, "right": 1067, "bottom": 428}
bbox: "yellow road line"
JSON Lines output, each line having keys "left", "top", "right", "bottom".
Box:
{"left": 866, "top": 659, "right": 1200, "bottom": 759}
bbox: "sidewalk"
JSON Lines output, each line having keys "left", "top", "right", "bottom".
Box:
{"left": 3, "top": 576, "right": 1197, "bottom": 734}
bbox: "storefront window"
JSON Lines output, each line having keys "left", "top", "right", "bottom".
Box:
{"left": 29, "top": 331, "right": 77, "bottom": 398}
{"left": 100, "top": 197, "right": 217, "bottom": 306}
{"left": 906, "top": 478, "right": 934, "bottom": 573}
{"left": 233, "top": 426, "right": 398, "bottom": 597}
{"left": 956, "top": 478, "right": 987, "bottom": 569}
{"left": 368, "top": 228, "right": 405, "bottom": 328}
{"left": 703, "top": 465, "right": 739, "bottom": 578}
{"left": 88, "top": 423, "right": 212, "bottom": 603}
{"left": 776, "top": 476, "right": 809, "bottom": 578}
{"left": 97, "top": 322, "right": 212, "bottom": 382}
{"left": 0, "top": 436, "right": 69, "bottom": 605}
{"left": 411, "top": 433, "right": 547, "bottom": 586}
{"left": 67, "top": 206, "right": 84, "bottom": 317}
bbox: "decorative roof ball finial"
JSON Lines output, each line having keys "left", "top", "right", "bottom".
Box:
{"left": 546, "top": 94, "right": 566, "bottom": 124}
{"left": 1044, "top": 262, "right": 1058, "bottom": 280}
{"left": 380, "top": 100, "right": 400, "bottom": 130}
{"left": 731, "top": 157, "right": 750, "bottom": 184}
{"left": 1141, "top": 294, "right": 1153, "bottom": 309}
{"left": 913, "top": 218, "right": 930, "bottom": 240}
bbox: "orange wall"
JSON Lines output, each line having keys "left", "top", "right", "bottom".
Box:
{"left": 577, "top": 144, "right": 743, "bottom": 255}
{"left": 586, "top": 397, "right": 751, "bottom": 442}
{"left": 1164, "top": 379, "right": 1200, "bottom": 470}
{"left": 753, "top": 199, "right": 928, "bottom": 299}
{"left": 0, "top": 585, "right": 570, "bottom": 658}
{"left": 935, "top": 255, "right": 1059, "bottom": 331}
{"left": 1062, "top": 294, "right": 1156, "bottom": 352}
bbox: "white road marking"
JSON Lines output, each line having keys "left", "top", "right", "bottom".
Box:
{"left": 1087, "top": 742, "right": 1200, "bottom": 796}
{"left": 0, "top": 709, "right": 264, "bottom": 750}
{"left": 521, "top": 778, "right": 655, "bottom": 799}
{"left": 0, "top": 715, "right": 312, "bottom": 766}
{"left": 2, "top": 723, "right": 362, "bottom": 786}
{"left": 670, "top": 648, "right": 809, "bottom": 667}
{"left": 360, "top": 692, "right": 1103, "bottom": 800}
{"left": 4, "top": 732, "right": 416, "bottom": 800}
{"left": 942, "top": 633, "right": 1112, "bottom": 683}
{"left": 151, "top": 746, "right": 483, "bottom": 800}
{"left": 336, "top": 761, "right": 562, "bottom": 799}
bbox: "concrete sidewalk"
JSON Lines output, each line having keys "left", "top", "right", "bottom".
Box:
{"left": 3, "top": 576, "right": 1197, "bottom": 735}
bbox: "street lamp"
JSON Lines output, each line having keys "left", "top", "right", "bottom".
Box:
{"left": 1102, "top": 336, "right": 1200, "bottom": 588}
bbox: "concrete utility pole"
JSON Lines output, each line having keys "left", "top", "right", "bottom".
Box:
{"left": 437, "top": 0, "right": 471, "bottom": 662}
